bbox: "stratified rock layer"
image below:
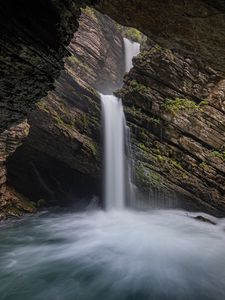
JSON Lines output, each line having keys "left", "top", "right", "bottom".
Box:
{"left": 0, "top": 0, "right": 94, "bottom": 217}
{"left": 1, "top": 0, "right": 225, "bottom": 216}
{"left": 97, "top": 0, "right": 225, "bottom": 75}
{"left": 7, "top": 10, "right": 125, "bottom": 205}
{"left": 117, "top": 43, "right": 225, "bottom": 215}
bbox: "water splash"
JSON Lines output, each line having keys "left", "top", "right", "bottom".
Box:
{"left": 101, "top": 38, "right": 140, "bottom": 210}
{"left": 101, "top": 94, "right": 126, "bottom": 210}
{"left": 1, "top": 209, "right": 225, "bottom": 300}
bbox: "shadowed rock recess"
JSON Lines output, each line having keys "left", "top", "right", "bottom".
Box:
{"left": 0, "top": 0, "right": 99, "bottom": 217}
{"left": 7, "top": 9, "right": 125, "bottom": 209}
{"left": 1, "top": 0, "right": 225, "bottom": 217}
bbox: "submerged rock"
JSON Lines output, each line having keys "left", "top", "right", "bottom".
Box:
{"left": 193, "top": 215, "right": 217, "bottom": 225}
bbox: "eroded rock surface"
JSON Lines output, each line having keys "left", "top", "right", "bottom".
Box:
{"left": 1, "top": 0, "right": 225, "bottom": 216}
{"left": 97, "top": 0, "right": 225, "bottom": 75}
{"left": 7, "top": 10, "right": 125, "bottom": 206}
{"left": 117, "top": 43, "right": 225, "bottom": 215}
{"left": 0, "top": 0, "right": 98, "bottom": 217}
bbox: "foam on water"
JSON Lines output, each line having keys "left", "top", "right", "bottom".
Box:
{"left": 0, "top": 209, "right": 225, "bottom": 300}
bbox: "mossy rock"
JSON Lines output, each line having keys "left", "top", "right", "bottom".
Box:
{"left": 115, "top": 24, "right": 144, "bottom": 43}
{"left": 163, "top": 97, "right": 208, "bottom": 115}
{"left": 135, "top": 162, "right": 163, "bottom": 189}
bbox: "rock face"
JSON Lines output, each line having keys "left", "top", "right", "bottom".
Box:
{"left": 0, "top": 120, "right": 36, "bottom": 218}
{"left": 0, "top": 1, "right": 100, "bottom": 217}
{"left": 117, "top": 43, "right": 225, "bottom": 215}
{"left": 68, "top": 8, "right": 125, "bottom": 94}
{"left": 97, "top": 0, "right": 225, "bottom": 75}
{"left": 95, "top": 0, "right": 225, "bottom": 215}
{"left": 7, "top": 9, "right": 125, "bottom": 206}
{"left": 0, "top": 0, "right": 93, "bottom": 132}
{"left": 1, "top": 0, "right": 225, "bottom": 217}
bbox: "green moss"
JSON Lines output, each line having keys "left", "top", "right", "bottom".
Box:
{"left": 199, "top": 161, "right": 208, "bottom": 169}
{"left": 82, "top": 6, "right": 98, "bottom": 22}
{"left": 123, "top": 28, "right": 143, "bottom": 43}
{"left": 138, "top": 143, "right": 149, "bottom": 152}
{"left": 118, "top": 80, "right": 151, "bottom": 99}
{"left": 68, "top": 55, "right": 92, "bottom": 73}
{"left": 86, "top": 140, "right": 98, "bottom": 157}
{"left": 115, "top": 24, "right": 143, "bottom": 43}
{"left": 156, "top": 154, "right": 183, "bottom": 170}
{"left": 53, "top": 115, "right": 66, "bottom": 127}
{"left": 163, "top": 97, "right": 209, "bottom": 115}
{"left": 149, "top": 117, "right": 161, "bottom": 125}
{"left": 129, "top": 80, "right": 150, "bottom": 93}
{"left": 139, "top": 128, "right": 150, "bottom": 141}
{"left": 211, "top": 150, "right": 225, "bottom": 161}
{"left": 79, "top": 113, "right": 89, "bottom": 130}
{"left": 143, "top": 45, "right": 163, "bottom": 56}
{"left": 37, "top": 100, "right": 50, "bottom": 113}
{"left": 163, "top": 97, "right": 199, "bottom": 115}
{"left": 170, "top": 159, "right": 183, "bottom": 170}
{"left": 135, "top": 162, "right": 162, "bottom": 188}
{"left": 199, "top": 100, "right": 209, "bottom": 106}
{"left": 199, "top": 161, "right": 215, "bottom": 173}
{"left": 156, "top": 154, "right": 165, "bottom": 163}
{"left": 137, "top": 45, "right": 164, "bottom": 65}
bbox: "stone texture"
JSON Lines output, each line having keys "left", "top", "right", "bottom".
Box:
{"left": 0, "top": 120, "right": 37, "bottom": 219}
{"left": 1, "top": 0, "right": 225, "bottom": 216}
{"left": 68, "top": 8, "right": 125, "bottom": 93}
{"left": 7, "top": 9, "right": 125, "bottom": 205}
{"left": 0, "top": 0, "right": 100, "bottom": 217}
{"left": 117, "top": 43, "right": 225, "bottom": 215}
{"left": 97, "top": 0, "right": 225, "bottom": 75}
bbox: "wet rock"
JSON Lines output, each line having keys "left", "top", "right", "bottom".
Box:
{"left": 118, "top": 43, "right": 225, "bottom": 216}
{"left": 0, "top": 0, "right": 97, "bottom": 217}
{"left": 193, "top": 215, "right": 216, "bottom": 225}
{"left": 1, "top": 0, "right": 225, "bottom": 216}
{"left": 0, "top": 186, "right": 37, "bottom": 220}
{"left": 6, "top": 10, "right": 124, "bottom": 206}
{"left": 97, "top": 0, "right": 225, "bottom": 75}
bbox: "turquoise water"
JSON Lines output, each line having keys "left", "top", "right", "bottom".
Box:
{"left": 0, "top": 209, "right": 225, "bottom": 300}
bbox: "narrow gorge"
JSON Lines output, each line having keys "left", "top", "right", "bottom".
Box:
{"left": 1, "top": 1, "right": 225, "bottom": 299}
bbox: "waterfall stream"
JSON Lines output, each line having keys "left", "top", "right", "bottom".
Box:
{"left": 101, "top": 38, "right": 140, "bottom": 210}
{"left": 101, "top": 94, "right": 126, "bottom": 210}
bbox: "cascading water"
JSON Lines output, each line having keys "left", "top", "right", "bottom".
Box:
{"left": 101, "top": 94, "right": 126, "bottom": 210}
{"left": 101, "top": 38, "right": 140, "bottom": 210}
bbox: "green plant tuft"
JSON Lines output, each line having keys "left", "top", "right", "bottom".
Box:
{"left": 82, "top": 7, "right": 98, "bottom": 22}
{"left": 211, "top": 150, "right": 225, "bottom": 161}
{"left": 116, "top": 24, "right": 143, "bottom": 43}
{"left": 163, "top": 97, "right": 201, "bottom": 115}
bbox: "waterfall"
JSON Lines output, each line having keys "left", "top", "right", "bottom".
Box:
{"left": 123, "top": 37, "right": 140, "bottom": 72}
{"left": 101, "top": 37, "right": 140, "bottom": 210}
{"left": 101, "top": 95, "right": 126, "bottom": 210}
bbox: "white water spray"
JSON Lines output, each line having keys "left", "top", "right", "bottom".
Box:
{"left": 101, "top": 95, "right": 126, "bottom": 210}
{"left": 101, "top": 38, "right": 140, "bottom": 210}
